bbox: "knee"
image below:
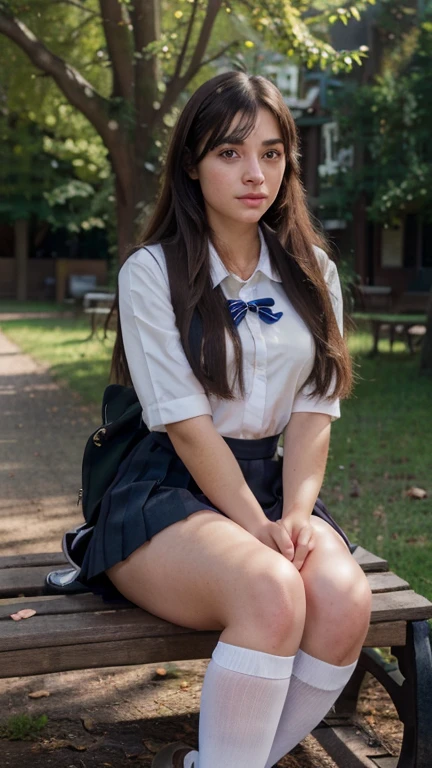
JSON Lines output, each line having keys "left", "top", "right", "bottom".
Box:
{"left": 306, "top": 561, "right": 372, "bottom": 637}
{"left": 246, "top": 559, "right": 306, "bottom": 648}
{"left": 341, "top": 567, "right": 372, "bottom": 631}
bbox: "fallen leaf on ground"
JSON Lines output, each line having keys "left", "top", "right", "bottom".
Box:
{"left": 143, "top": 739, "right": 165, "bottom": 754}
{"left": 10, "top": 609, "right": 37, "bottom": 621}
{"left": 28, "top": 690, "right": 50, "bottom": 699}
{"left": 350, "top": 480, "right": 361, "bottom": 498}
{"left": 155, "top": 667, "right": 167, "bottom": 677}
{"left": 81, "top": 717, "right": 96, "bottom": 732}
{"left": 404, "top": 486, "right": 428, "bottom": 499}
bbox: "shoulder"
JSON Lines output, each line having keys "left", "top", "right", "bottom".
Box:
{"left": 118, "top": 243, "right": 169, "bottom": 289}
{"left": 312, "top": 244, "right": 339, "bottom": 285}
{"left": 312, "top": 244, "right": 332, "bottom": 273}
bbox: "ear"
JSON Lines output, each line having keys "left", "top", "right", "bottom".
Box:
{"left": 188, "top": 167, "right": 199, "bottom": 180}
{"left": 183, "top": 146, "right": 199, "bottom": 180}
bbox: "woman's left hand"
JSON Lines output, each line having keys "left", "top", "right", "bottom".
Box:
{"left": 278, "top": 515, "right": 316, "bottom": 571}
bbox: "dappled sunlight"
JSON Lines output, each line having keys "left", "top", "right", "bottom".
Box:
{"left": 0, "top": 495, "right": 81, "bottom": 554}
{"left": 1, "top": 660, "right": 206, "bottom": 722}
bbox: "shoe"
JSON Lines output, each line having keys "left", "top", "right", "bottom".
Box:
{"left": 151, "top": 741, "right": 195, "bottom": 767}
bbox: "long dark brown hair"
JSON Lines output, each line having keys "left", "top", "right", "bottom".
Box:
{"left": 107, "top": 70, "right": 352, "bottom": 402}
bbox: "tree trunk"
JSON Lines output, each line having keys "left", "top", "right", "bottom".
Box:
{"left": 114, "top": 163, "right": 160, "bottom": 262}
{"left": 419, "top": 287, "right": 432, "bottom": 373}
{"left": 15, "top": 218, "right": 29, "bottom": 301}
{"left": 115, "top": 176, "right": 138, "bottom": 261}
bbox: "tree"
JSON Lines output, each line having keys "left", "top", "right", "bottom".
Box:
{"left": 0, "top": 0, "right": 370, "bottom": 259}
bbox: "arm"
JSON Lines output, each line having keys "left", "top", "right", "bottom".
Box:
{"left": 282, "top": 411, "right": 331, "bottom": 520}
{"left": 167, "top": 415, "right": 266, "bottom": 530}
{"left": 166, "top": 415, "right": 294, "bottom": 559}
{"left": 280, "top": 412, "right": 332, "bottom": 570}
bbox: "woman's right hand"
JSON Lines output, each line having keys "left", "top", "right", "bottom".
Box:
{"left": 250, "top": 519, "right": 295, "bottom": 562}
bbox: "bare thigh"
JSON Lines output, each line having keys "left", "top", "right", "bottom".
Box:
{"left": 107, "top": 509, "right": 303, "bottom": 637}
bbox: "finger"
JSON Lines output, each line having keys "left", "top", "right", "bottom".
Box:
{"left": 274, "top": 522, "right": 295, "bottom": 561}
{"left": 259, "top": 528, "right": 280, "bottom": 553}
{"left": 293, "top": 532, "right": 314, "bottom": 571}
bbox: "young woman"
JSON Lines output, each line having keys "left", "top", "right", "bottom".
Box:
{"left": 78, "top": 71, "right": 372, "bottom": 768}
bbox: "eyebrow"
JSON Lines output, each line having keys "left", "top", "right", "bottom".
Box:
{"left": 220, "top": 138, "right": 284, "bottom": 147}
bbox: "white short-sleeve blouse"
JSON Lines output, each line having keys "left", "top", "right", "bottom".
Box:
{"left": 118, "top": 226, "right": 343, "bottom": 438}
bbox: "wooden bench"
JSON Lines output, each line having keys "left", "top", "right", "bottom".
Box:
{"left": 82, "top": 291, "right": 116, "bottom": 338}
{"left": 1, "top": 547, "right": 431, "bottom": 768}
{"left": 352, "top": 313, "right": 427, "bottom": 355}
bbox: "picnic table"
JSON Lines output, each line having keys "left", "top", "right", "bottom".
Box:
{"left": 352, "top": 313, "right": 427, "bottom": 355}
{"left": 82, "top": 291, "right": 116, "bottom": 337}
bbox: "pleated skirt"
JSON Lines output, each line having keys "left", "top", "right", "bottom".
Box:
{"left": 79, "top": 431, "right": 351, "bottom": 598}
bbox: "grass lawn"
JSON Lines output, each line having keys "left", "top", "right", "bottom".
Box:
{"left": 0, "top": 300, "right": 71, "bottom": 313}
{"left": 1, "top": 312, "right": 431, "bottom": 601}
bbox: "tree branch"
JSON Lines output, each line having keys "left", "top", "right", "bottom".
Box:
{"left": 199, "top": 39, "right": 241, "bottom": 69}
{"left": 99, "top": 0, "right": 134, "bottom": 101}
{"left": 172, "top": 0, "right": 198, "bottom": 82}
{"left": 162, "top": 0, "right": 222, "bottom": 116}
{"left": 181, "top": 0, "right": 222, "bottom": 83}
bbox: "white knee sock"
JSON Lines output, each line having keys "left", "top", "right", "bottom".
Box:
{"left": 190, "top": 640, "right": 294, "bottom": 768}
{"left": 264, "top": 649, "right": 358, "bottom": 768}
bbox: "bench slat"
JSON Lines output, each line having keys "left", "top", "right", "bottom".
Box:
{"left": 0, "top": 593, "right": 130, "bottom": 618}
{"left": 0, "top": 609, "right": 199, "bottom": 651}
{"left": 0, "top": 553, "right": 67, "bottom": 570}
{"left": 0, "top": 622, "right": 407, "bottom": 679}
{"left": 1, "top": 589, "right": 428, "bottom": 653}
{"left": 351, "top": 546, "right": 388, "bottom": 572}
{"left": 0, "top": 565, "right": 61, "bottom": 597}
{"left": 365, "top": 571, "right": 409, "bottom": 593}
{"left": 364, "top": 621, "right": 406, "bottom": 647}
{"left": 371, "top": 590, "right": 432, "bottom": 622}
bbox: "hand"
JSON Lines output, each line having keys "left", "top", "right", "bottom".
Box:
{"left": 280, "top": 515, "right": 316, "bottom": 571}
{"left": 250, "top": 519, "right": 295, "bottom": 562}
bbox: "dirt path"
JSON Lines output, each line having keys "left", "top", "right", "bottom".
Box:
{"left": 0, "top": 329, "right": 401, "bottom": 767}
{"left": 0, "top": 330, "right": 98, "bottom": 555}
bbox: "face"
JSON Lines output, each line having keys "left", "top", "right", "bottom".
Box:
{"left": 188, "top": 108, "right": 286, "bottom": 231}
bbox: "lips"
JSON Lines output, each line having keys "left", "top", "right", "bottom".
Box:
{"left": 238, "top": 194, "right": 267, "bottom": 200}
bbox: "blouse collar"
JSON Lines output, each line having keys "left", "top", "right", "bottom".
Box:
{"left": 209, "top": 225, "right": 282, "bottom": 288}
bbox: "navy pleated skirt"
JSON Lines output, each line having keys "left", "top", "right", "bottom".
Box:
{"left": 79, "top": 431, "right": 350, "bottom": 598}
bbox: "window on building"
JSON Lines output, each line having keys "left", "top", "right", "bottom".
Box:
{"left": 381, "top": 226, "right": 403, "bottom": 268}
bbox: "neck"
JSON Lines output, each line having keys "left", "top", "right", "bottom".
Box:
{"left": 210, "top": 220, "right": 261, "bottom": 280}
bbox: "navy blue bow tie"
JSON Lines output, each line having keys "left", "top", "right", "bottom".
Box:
{"left": 227, "top": 298, "right": 283, "bottom": 327}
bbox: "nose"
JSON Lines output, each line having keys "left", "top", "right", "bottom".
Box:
{"left": 243, "top": 157, "right": 265, "bottom": 185}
